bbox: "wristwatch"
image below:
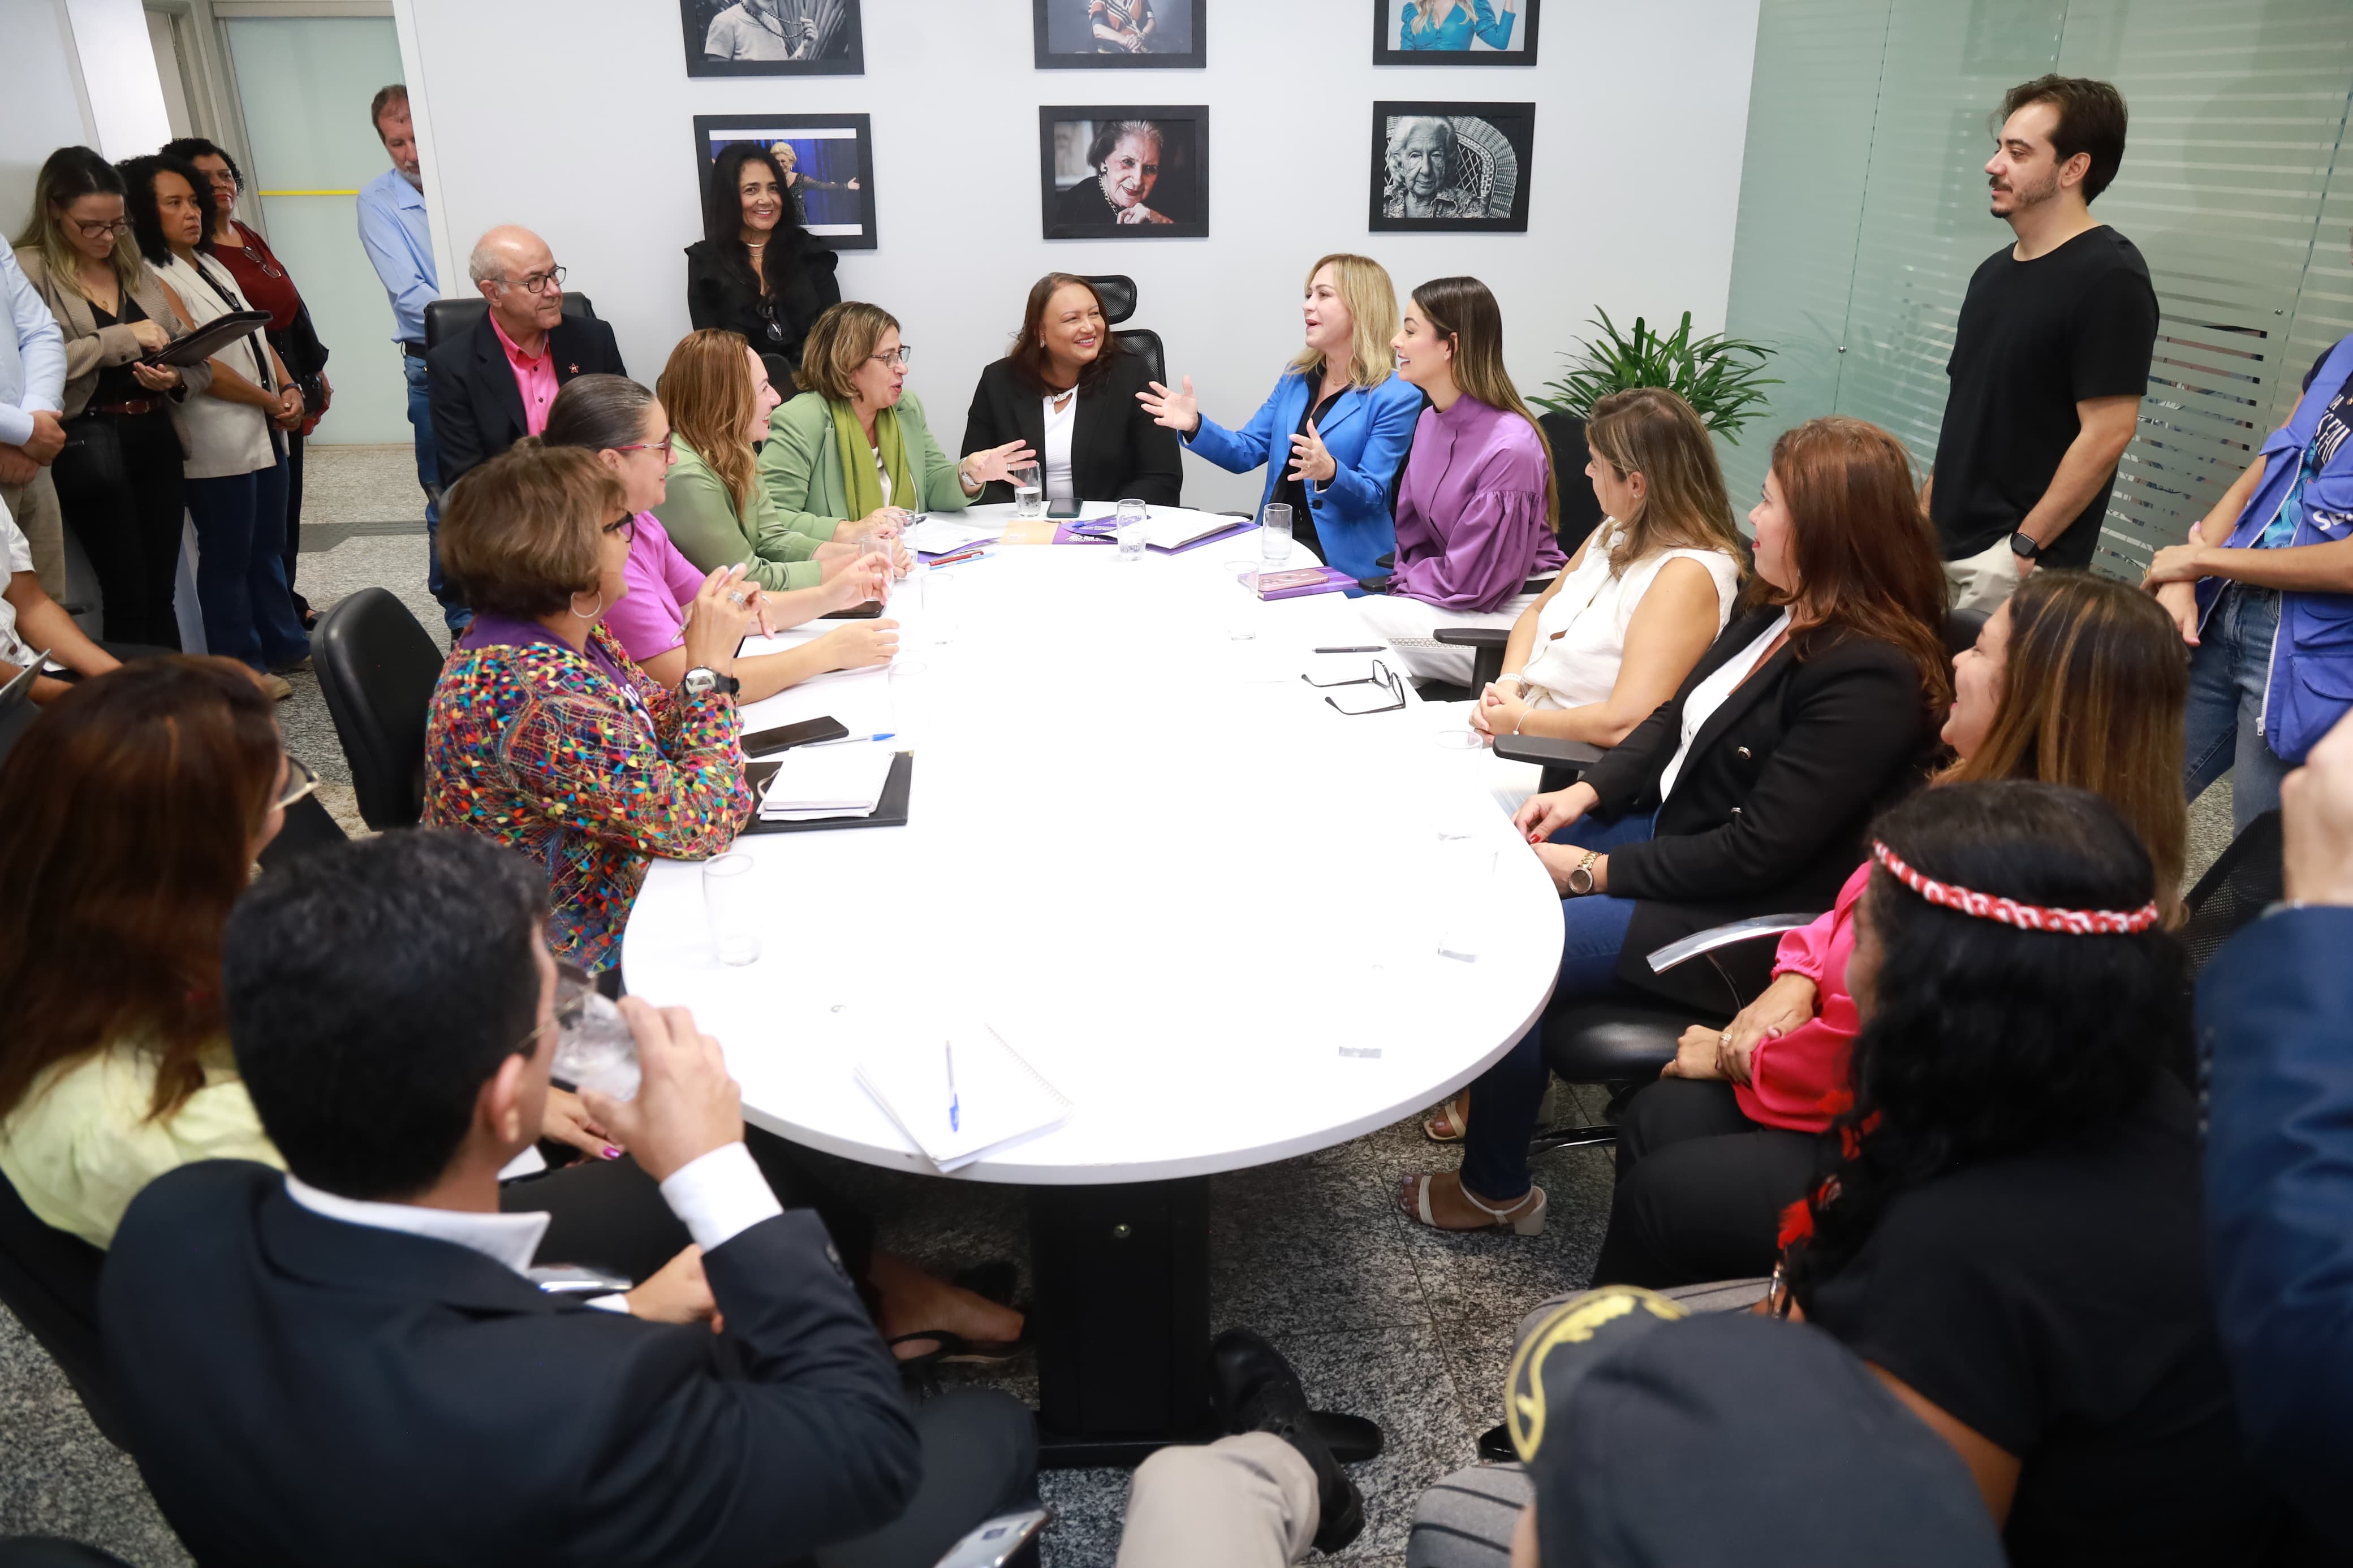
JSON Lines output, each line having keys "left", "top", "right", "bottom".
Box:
{"left": 681, "top": 667, "right": 740, "bottom": 699}
{"left": 2007, "top": 530, "right": 2044, "bottom": 560}
{"left": 1566, "top": 850, "right": 1602, "bottom": 897}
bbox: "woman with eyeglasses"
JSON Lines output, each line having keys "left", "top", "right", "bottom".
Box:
{"left": 684, "top": 143, "right": 839, "bottom": 388}
{"left": 123, "top": 151, "right": 309, "bottom": 697}
{"left": 11, "top": 146, "right": 209, "bottom": 651}
{"left": 759, "top": 301, "right": 1027, "bottom": 546}
{"left": 536, "top": 373, "right": 896, "bottom": 703}
{"left": 165, "top": 136, "right": 332, "bottom": 630}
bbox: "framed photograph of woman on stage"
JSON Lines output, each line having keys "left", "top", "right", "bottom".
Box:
{"left": 1372, "top": 0, "right": 1539, "bottom": 65}
{"left": 680, "top": 0, "right": 865, "bottom": 76}
{"left": 693, "top": 114, "right": 878, "bottom": 249}
{"left": 1033, "top": 0, "right": 1206, "bottom": 69}
{"left": 1368, "top": 102, "right": 1535, "bottom": 232}
{"left": 1040, "top": 107, "right": 1209, "bottom": 239}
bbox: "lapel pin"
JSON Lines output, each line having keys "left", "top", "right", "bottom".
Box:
{"left": 568, "top": 363, "right": 579, "bottom": 374}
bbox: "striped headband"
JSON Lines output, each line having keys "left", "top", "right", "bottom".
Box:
{"left": 1871, "top": 840, "right": 2161, "bottom": 935}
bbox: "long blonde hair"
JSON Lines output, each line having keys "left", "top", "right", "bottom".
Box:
{"left": 14, "top": 146, "right": 143, "bottom": 305}
{"left": 1584, "top": 388, "right": 1744, "bottom": 577}
{"left": 658, "top": 329, "right": 760, "bottom": 516}
{"left": 1288, "top": 253, "right": 1399, "bottom": 390}
{"left": 1410, "top": 276, "right": 1557, "bottom": 530}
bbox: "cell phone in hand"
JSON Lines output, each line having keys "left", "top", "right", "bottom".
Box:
{"left": 742, "top": 717, "right": 850, "bottom": 757}
{"left": 934, "top": 1511, "right": 1051, "bottom": 1568}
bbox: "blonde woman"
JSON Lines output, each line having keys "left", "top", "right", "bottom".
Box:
{"left": 1355, "top": 275, "right": 1566, "bottom": 685}
{"left": 1137, "top": 253, "right": 1421, "bottom": 581}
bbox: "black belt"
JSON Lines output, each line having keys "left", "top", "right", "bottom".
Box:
{"left": 81, "top": 400, "right": 161, "bottom": 417}
{"left": 401, "top": 341, "right": 429, "bottom": 360}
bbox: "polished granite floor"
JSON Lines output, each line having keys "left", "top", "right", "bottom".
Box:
{"left": 0, "top": 446, "right": 2242, "bottom": 1564}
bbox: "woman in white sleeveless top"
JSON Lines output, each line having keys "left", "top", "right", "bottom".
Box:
{"left": 1470, "top": 387, "right": 1746, "bottom": 750}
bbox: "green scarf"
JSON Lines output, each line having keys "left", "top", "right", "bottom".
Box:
{"left": 831, "top": 398, "right": 916, "bottom": 520}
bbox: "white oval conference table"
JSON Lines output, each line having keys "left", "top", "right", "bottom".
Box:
{"left": 622, "top": 502, "right": 1566, "bottom": 1463}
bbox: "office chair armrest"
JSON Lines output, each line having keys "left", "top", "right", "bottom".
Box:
{"left": 1643, "top": 914, "right": 1825, "bottom": 976}
{"left": 1356, "top": 575, "right": 1393, "bottom": 594}
{"left": 1492, "top": 735, "right": 1603, "bottom": 770}
{"left": 1375, "top": 551, "right": 1395, "bottom": 569}
{"left": 1432, "top": 628, "right": 1512, "bottom": 649}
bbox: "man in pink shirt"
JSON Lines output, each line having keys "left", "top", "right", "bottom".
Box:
{"left": 426, "top": 224, "right": 626, "bottom": 496}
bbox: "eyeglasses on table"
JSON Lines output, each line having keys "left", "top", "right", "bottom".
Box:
{"left": 1302, "top": 658, "right": 1406, "bottom": 715}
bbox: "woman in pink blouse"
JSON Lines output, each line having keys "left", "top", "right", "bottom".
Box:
{"left": 1591, "top": 571, "right": 2190, "bottom": 1286}
{"left": 536, "top": 375, "right": 895, "bottom": 699}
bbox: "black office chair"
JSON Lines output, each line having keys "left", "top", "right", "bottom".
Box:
{"left": 421, "top": 292, "right": 598, "bottom": 353}
{"left": 0, "top": 1172, "right": 127, "bottom": 1449}
{"left": 313, "top": 588, "right": 446, "bottom": 831}
{"left": 761, "top": 352, "right": 796, "bottom": 398}
{"left": 2179, "top": 809, "right": 2282, "bottom": 973}
{"left": 0, "top": 1543, "right": 139, "bottom": 1568}
{"left": 1080, "top": 274, "right": 1167, "bottom": 387}
{"left": 1535, "top": 408, "right": 1606, "bottom": 560}
{"left": 256, "top": 791, "right": 350, "bottom": 872}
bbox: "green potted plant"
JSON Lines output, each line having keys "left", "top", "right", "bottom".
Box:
{"left": 1534, "top": 310, "right": 1780, "bottom": 442}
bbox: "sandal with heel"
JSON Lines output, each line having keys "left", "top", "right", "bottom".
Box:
{"left": 1398, "top": 1172, "right": 1547, "bottom": 1235}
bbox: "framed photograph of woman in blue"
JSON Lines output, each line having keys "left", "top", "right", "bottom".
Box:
{"left": 1373, "top": 0, "right": 1539, "bottom": 65}
{"left": 693, "top": 114, "right": 877, "bottom": 250}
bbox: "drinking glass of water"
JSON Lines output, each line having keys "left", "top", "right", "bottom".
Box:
{"left": 550, "top": 965, "right": 641, "bottom": 1101}
{"left": 703, "top": 853, "right": 762, "bottom": 966}
{"left": 1115, "top": 497, "right": 1149, "bottom": 561}
{"left": 854, "top": 532, "right": 891, "bottom": 605}
{"left": 1260, "top": 503, "right": 1294, "bottom": 568}
{"left": 1011, "top": 463, "right": 1044, "bottom": 520}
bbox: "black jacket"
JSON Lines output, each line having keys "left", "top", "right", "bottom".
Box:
{"left": 101, "top": 1160, "right": 919, "bottom": 1568}
{"left": 684, "top": 235, "right": 841, "bottom": 378}
{"left": 959, "top": 352, "right": 1183, "bottom": 508}
{"left": 1579, "top": 603, "right": 1940, "bottom": 1012}
{"left": 428, "top": 310, "right": 627, "bottom": 491}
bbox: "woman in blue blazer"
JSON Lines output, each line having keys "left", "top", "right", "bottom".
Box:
{"left": 1138, "top": 253, "right": 1423, "bottom": 584}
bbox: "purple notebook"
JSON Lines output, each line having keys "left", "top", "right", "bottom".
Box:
{"left": 1241, "top": 565, "right": 1359, "bottom": 601}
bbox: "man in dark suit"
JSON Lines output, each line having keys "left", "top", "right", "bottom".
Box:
{"left": 428, "top": 224, "right": 627, "bottom": 494}
{"left": 101, "top": 830, "right": 1037, "bottom": 1568}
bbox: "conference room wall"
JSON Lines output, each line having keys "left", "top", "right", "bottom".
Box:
{"left": 389, "top": 0, "right": 1761, "bottom": 515}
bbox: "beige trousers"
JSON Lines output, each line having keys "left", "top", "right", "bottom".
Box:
{"left": 1942, "top": 534, "right": 2023, "bottom": 614}
{"left": 0, "top": 468, "right": 67, "bottom": 598}
{"left": 1113, "top": 1432, "right": 1320, "bottom": 1568}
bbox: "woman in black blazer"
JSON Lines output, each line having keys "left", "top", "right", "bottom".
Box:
{"left": 1405, "top": 416, "right": 1952, "bottom": 1235}
{"left": 683, "top": 143, "right": 839, "bottom": 382}
{"left": 960, "top": 273, "right": 1183, "bottom": 508}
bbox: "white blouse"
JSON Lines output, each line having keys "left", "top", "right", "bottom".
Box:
{"left": 1519, "top": 522, "right": 1743, "bottom": 713}
{"left": 1042, "top": 389, "right": 1078, "bottom": 500}
{"left": 1658, "top": 607, "right": 1790, "bottom": 802}
{"left": 154, "top": 251, "right": 275, "bottom": 481}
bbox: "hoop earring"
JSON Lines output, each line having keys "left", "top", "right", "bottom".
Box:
{"left": 569, "top": 590, "right": 604, "bottom": 622}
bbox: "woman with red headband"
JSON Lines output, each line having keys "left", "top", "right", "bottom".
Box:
{"left": 1592, "top": 570, "right": 2188, "bottom": 1288}
{"left": 1773, "top": 780, "right": 2277, "bottom": 1565}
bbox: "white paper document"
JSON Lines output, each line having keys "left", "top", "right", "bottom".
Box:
{"left": 1136, "top": 506, "right": 1249, "bottom": 551}
{"left": 761, "top": 743, "right": 895, "bottom": 820}
{"left": 905, "top": 517, "right": 1000, "bottom": 556}
{"left": 854, "top": 1022, "right": 1074, "bottom": 1172}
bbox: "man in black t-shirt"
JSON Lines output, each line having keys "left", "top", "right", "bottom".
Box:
{"left": 1927, "top": 76, "right": 2157, "bottom": 610}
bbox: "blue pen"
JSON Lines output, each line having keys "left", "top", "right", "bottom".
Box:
{"left": 946, "top": 1041, "right": 960, "bottom": 1133}
{"left": 804, "top": 731, "right": 898, "bottom": 746}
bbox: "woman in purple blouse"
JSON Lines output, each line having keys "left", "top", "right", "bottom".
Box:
{"left": 1358, "top": 276, "right": 1566, "bottom": 684}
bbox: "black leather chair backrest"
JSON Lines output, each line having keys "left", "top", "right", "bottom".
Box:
{"left": 1115, "top": 328, "right": 1165, "bottom": 388}
{"left": 422, "top": 292, "right": 597, "bottom": 352}
{"left": 1536, "top": 409, "right": 1606, "bottom": 559}
{"left": 1943, "top": 605, "right": 1989, "bottom": 660}
{"left": 313, "top": 588, "right": 447, "bottom": 831}
{"left": 2180, "top": 809, "right": 2283, "bottom": 974}
{"left": 0, "top": 1171, "right": 125, "bottom": 1449}
{"left": 0, "top": 1543, "right": 140, "bottom": 1567}
{"left": 1084, "top": 274, "right": 1138, "bottom": 326}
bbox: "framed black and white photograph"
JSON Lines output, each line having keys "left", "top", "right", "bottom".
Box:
{"left": 1373, "top": 0, "right": 1539, "bottom": 65}
{"left": 1369, "top": 102, "right": 1534, "bottom": 232}
{"left": 693, "top": 114, "right": 878, "bottom": 250}
{"left": 1040, "top": 107, "right": 1208, "bottom": 239}
{"left": 681, "top": 0, "right": 864, "bottom": 76}
{"left": 1033, "top": 0, "right": 1206, "bottom": 69}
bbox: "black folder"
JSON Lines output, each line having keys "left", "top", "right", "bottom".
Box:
{"left": 146, "top": 310, "right": 273, "bottom": 368}
{"left": 742, "top": 750, "right": 912, "bottom": 834}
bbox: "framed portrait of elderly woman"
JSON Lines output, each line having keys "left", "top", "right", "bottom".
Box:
{"left": 1369, "top": 102, "right": 1534, "bottom": 233}
{"left": 693, "top": 114, "right": 878, "bottom": 249}
{"left": 1033, "top": 0, "right": 1207, "bottom": 68}
{"left": 681, "top": 0, "right": 864, "bottom": 74}
{"left": 1373, "top": 0, "right": 1539, "bottom": 64}
{"left": 1039, "top": 107, "right": 1209, "bottom": 239}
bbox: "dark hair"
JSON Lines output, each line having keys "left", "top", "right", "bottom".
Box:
{"left": 160, "top": 136, "right": 242, "bottom": 192}
{"left": 227, "top": 830, "right": 549, "bottom": 1200}
{"left": 0, "top": 658, "right": 281, "bottom": 1122}
{"left": 1997, "top": 75, "right": 2129, "bottom": 203}
{"left": 702, "top": 143, "right": 815, "bottom": 308}
{"left": 370, "top": 83, "right": 410, "bottom": 136}
{"left": 1006, "top": 273, "right": 1122, "bottom": 396}
{"left": 118, "top": 152, "right": 216, "bottom": 266}
{"left": 1784, "top": 781, "right": 2184, "bottom": 1311}
{"left": 541, "top": 373, "right": 658, "bottom": 457}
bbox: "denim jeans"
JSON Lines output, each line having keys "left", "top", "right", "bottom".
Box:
{"left": 1458, "top": 810, "right": 1656, "bottom": 1203}
{"left": 186, "top": 452, "right": 309, "bottom": 673}
{"left": 2184, "top": 582, "right": 2292, "bottom": 834}
{"left": 404, "top": 351, "right": 468, "bottom": 630}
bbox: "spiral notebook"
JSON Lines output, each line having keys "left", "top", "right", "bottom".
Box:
{"left": 853, "top": 1022, "right": 1073, "bottom": 1173}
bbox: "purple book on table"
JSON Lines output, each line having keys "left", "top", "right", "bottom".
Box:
{"left": 1241, "top": 565, "right": 1359, "bottom": 601}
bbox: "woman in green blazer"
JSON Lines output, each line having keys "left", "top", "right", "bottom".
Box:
{"left": 653, "top": 330, "right": 838, "bottom": 590}
{"left": 756, "top": 301, "right": 1032, "bottom": 540}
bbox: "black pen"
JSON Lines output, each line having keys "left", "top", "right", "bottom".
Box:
{"left": 1315, "top": 645, "right": 1385, "bottom": 654}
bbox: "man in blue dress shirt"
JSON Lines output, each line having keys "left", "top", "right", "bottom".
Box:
{"left": 356, "top": 84, "right": 467, "bottom": 632}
